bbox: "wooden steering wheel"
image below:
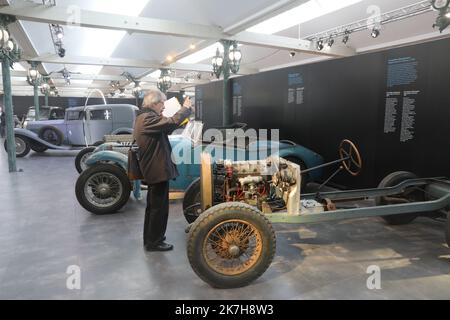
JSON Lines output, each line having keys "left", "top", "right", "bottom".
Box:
{"left": 338, "top": 139, "right": 363, "bottom": 176}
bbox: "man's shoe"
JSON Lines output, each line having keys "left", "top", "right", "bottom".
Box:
{"left": 145, "top": 242, "right": 173, "bottom": 252}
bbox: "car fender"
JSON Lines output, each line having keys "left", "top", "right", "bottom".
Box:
{"left": 85, "top": 150, "right": 128, "bottom": 171}
{"left": 13, "top": 128, "right": 70, "bottom": 150}
{"left": 93, "top": 142, "right": 124, "bottom": 153}
{"left": 111, "top": 127, "right": 133, "bottom": 135}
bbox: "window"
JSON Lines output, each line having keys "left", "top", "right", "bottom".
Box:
{"left": 89, "top": 109, "right": 112, "bottom": 120}
{"left": 49, "top": 109, "right": 65, "bottom": 120}
{"left": 67, "top": 111, "right": 83, "bottom": 121}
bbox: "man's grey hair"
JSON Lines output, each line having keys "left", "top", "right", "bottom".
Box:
{"left": 142, "top": 89, "right": 167, "bottom": 107}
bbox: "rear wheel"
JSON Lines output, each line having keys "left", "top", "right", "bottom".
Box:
{"left": 75, "top": 164, "right": 131, "bottom": 214}
{"left": 4, "top": 136, "right": 31, "bottom": 157}
{"left": 376, "top": 171, "right": 423, "bottom": 225}
{"left": 39, "top": 127, "right": 63, "bottom": 146}
{"left": 183, "top": 178, "right": 201, "bottom": 223}
{"left": 75, "top": 146, "right": 96, "bottom": 173}
{"left": 187, "top": 202, "right": 276, "bottom": 289}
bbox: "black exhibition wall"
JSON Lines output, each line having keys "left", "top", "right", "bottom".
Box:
{"left": 195, "top": 38, "right": 450, "bottom": 188}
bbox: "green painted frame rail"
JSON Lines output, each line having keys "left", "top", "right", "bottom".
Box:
{"left": 264, "top": 178, "right": 450, "bottom": 224}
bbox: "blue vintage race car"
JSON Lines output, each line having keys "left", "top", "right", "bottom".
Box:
{"left": 75, "top": 122, "right": 324, "bottom": 215}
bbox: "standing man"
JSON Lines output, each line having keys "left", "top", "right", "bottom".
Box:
{"left": 134, "top": 89, "right": 192, "bottom": 252}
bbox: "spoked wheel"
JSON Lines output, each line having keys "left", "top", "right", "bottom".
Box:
{"left": 75, "top": 164, "right": 131, "bottom": 214}
{"left": 4, "top": 136, "right": 31, "bottom": 157}
{"left": 183, "top": 178, "right": 202, "bottom": 223}
{"left": 375, "top": 171, "right": 424, "bottom": 225}
{"left": 187, "top": 202, "right": 276, "bottom": 289}
{"left": 75, "top": 146, "right": 96, "bottom": 173}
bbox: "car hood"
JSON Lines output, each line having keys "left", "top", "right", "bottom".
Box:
{"left": 26, "top": 119, "right": 65, "bottom": 130}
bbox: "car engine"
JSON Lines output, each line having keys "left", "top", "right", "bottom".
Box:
{"left": 212, "top": 157, "right": 301, "bottom": 215}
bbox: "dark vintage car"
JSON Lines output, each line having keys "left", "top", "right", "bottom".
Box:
{"left": 23, "top": 106, "right": 65, "bottom": 124}
{"left": 4, "top": 104, "right": 138, "bottom": 157}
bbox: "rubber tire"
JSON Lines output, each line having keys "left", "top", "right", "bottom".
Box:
{"left": 93, "top": 141, "right": 104, "bottom": 147}
{"left": 284, "top": 156, "right": 308, "bottom": 191}
{"left": 30, "top": 143, "right": 48, "bottom": 153}
{"left": 187, "top": 202, "right": 276, "bottom": 289}
{"left": 39, "top": 126, "right": 63, "bottom": 146}
{"left": 446, "top": 215, "right": 450, "bottom": 249}
{"left": 75, "top": 146, "right": 96, "bottom": 173}
{"left": 4, "top": 136, "right": 31, "bottom": 157}
{"left": 75, "top": 163, "right": 131, "bottom": 214}
{"left": 183, "top": 178, "right": 201, "bottom": 223}
{"left": 375, "top": 171, "right": 421, "bottom": 225}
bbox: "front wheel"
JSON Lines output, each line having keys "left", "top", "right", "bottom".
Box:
{"left": 75, "top": 146, "right": 96, "bottom": 173}
{"left": 4, "top": 136, "right": 31, "bottom": 157}
{"left": 75, "top": 164, "right": 131, "bottom": 214}
{"left": 187, "top": 202, "right": 276, "bottom": 289}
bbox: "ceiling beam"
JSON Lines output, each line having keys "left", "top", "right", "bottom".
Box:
{"left": 24, "top": 53, "right": 258, "bottom": 74}
{"left": 233, "top": 32, "right": 355, "bottom": 57}
{"left": 224, "top": 0, "right": 309, "bottom": 35}
{"left": 1, "top": 1, "right": 353, "bottom": 57}
{"left": 0, "top": 2, "right": 224, "bottom": 39}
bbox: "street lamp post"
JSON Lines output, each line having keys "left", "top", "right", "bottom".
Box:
{"left": 212, "top": 40, "right": 242, "bottom": 127}
{"left": 27, "top": 61, "right": 42, "bottom": 120}
{"left": 40, "top": 80, "right": 50, "bottom": 107}
{"left": 132, "top": 81, "right": 142, "bottom": 107}
{"left": 157, "top": 69, "right": 172, "bottom": 94}
{"left": 0, "top": 14, "right": 21, "bottom": 172}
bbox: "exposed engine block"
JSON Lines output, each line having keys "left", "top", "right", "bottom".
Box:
{"left": 212, "top": 157, "right": 301, "bottom": 215}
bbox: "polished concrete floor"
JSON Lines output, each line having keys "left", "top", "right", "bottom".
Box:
{"left": 1, "top": 145, "right": 450, "bottom": 300}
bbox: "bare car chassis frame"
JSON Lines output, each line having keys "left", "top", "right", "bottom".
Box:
{"left": 185, "top": 140, "right": 450, "bottom": 289}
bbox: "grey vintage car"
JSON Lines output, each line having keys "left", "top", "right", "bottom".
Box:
{"left": 4, "top": 104, "right": 138, "bottom": 157}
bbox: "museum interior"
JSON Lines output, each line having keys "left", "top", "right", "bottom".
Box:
{"left": 0, "top": 0, "right": 449, "bottom": 301}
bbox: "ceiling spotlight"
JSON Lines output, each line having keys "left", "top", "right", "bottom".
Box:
{"left": 289, "top": 51, "right": 296, "bottom": 58}
{"left": 166, "top": 55, "right": 173, "bottom": 62}
{"left": 342, "top": 30, "right": 350, "bottom": 44}
{"left": 189, "top": 44, "right": 196, "bottom": 50}
{"left": 327, "top": 37, "right": 334, "bottom": 48}
{"left": 316, "top": 39, "right": 324, "bottom": 51}
{"left": 371, "top": 28, "right": 380, "bottom": 38}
